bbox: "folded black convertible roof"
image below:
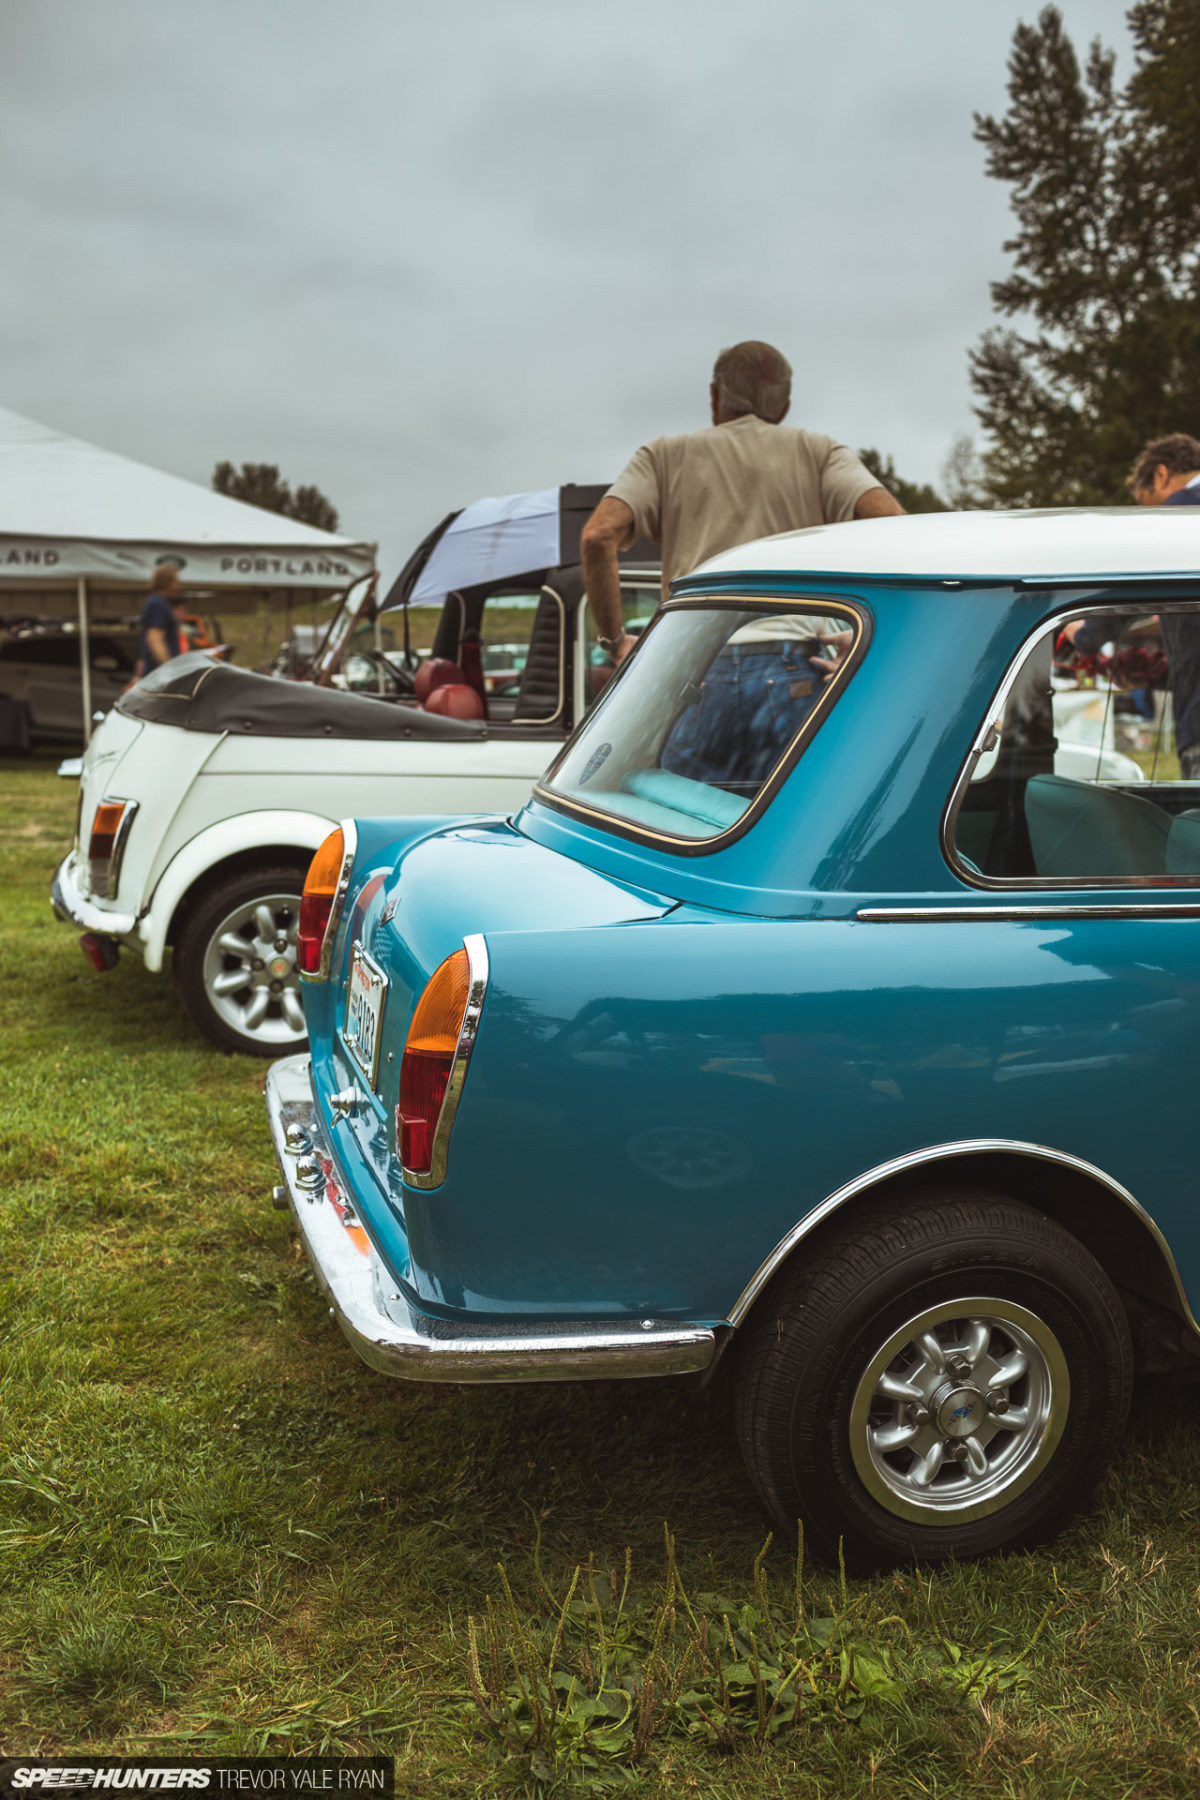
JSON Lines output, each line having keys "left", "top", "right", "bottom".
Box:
{"left": 117, "top": 652, "right": 486, "bottom": 741}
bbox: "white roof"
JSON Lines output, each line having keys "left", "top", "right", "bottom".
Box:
{"left": 0, "top": 405, "right": 375, "bottom": 587}
{"left": 692, "top": 507, "right": 1200, "bottom": 585}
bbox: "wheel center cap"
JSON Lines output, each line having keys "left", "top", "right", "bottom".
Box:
{"left": 933, "top": 1382, "right": 984, "bottom": 1438}
{"left": 270, "top": 957, "right": 291, "bottom": 980}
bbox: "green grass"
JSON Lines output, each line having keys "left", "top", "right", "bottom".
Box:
{"left": 4, "top": 756, "right": 1200, "bottom": 1795}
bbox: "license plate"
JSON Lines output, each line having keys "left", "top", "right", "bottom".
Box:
{"left": 343, "top": 943, "right": 388, "bottom": 1087}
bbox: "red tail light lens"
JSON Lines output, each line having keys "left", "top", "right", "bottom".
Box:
{"left": 397, "top": 948, "right": 472, "bottom": 1175}
{"left": 88, "top": 798, "right": 136, "bottom": 898}
{"left": 298, "top": 828, "right": 345, "bottom": 977}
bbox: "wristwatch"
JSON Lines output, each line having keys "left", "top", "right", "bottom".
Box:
{"left": 597, "top": 634, "right": 627, "bottom": 658}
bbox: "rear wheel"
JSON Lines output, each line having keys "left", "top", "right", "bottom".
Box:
{"left": 734, "top": 1190, "right": 1133, "bottom": 1567}
{"left": 175, "top": 865, "right": 309, "bottom": 1057}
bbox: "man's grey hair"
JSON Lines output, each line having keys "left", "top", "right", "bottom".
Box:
{"left": 712, "top": 341, "right": 792, "bottom": 424}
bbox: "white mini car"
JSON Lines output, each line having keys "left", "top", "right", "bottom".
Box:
{"left": 51, "top": 486, "right": 660, "bottom": 1054}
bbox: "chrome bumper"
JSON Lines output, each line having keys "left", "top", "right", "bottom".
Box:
{"left": 51, "top": 854, "right": 137, "bottom": 940}
{"left": 265, "top": 1053, "right": 716, "bottom": 1384}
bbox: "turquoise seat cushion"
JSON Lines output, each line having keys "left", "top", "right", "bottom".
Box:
{"left": 1024, "top": 774, "right": 1171, "bottom": 877}
{"left": 1167, "top": 808, "right": 1200, "bottom": 876}
{"left": 619, "top": 768, "right": 749, "bottom": 831}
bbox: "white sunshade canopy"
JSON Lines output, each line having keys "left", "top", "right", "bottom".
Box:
{"left": 0, "top": 405, "right": 375, "bottom": 588}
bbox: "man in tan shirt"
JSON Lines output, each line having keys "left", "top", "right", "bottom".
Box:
{"left": 580, "top": 340, "right": 903, "bottom": 663}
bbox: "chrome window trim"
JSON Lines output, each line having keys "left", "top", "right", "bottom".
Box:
{"left": 942, "top": 595, "right": 1200, "bottom": 892}
{"left": 727, "top": 1137, "right": 1199, "bottom": 1338}
{"left": 299, "top": 817, "right": 358, "bottom": 986}
{"left": 857, "top": 902, "right": 1200, "bottom": 922}
{"left": 534, "top": 592, "right": 870, "bottom": 857}
{"left": 90, "top": 795, "right": 139, "bottom": 900}
{"left": 402, "top": 931, "right": 490, "bottom": 1191}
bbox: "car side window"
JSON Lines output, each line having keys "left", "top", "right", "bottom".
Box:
{"left": 951, "top": 603, "right": 1200, "bottom": 883}
{"left": 581, "top": 584, "right": 659, "bottom": 712}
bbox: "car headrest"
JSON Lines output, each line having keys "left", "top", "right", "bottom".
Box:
{"left": 415, "top": 657, "right": 467, "bottom": 704}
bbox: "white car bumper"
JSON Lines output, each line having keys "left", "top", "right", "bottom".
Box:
{"left": 51, "top": 852, "right": 139, "bottom": 942}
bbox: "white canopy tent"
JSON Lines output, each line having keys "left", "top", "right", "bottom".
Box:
{"left": 0, "top": 406, "right": 376, "bottom": 738}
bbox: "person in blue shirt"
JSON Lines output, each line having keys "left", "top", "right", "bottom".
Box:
{"left": 138, "top": 564, "right": 187, "bottom": 675}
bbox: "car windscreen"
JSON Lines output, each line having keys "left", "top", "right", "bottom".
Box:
{"left": 540, "top": 598, "right": 863, "bottom": 846}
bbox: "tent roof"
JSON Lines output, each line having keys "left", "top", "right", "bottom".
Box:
{"left": 0, "top": 405, "right": 375, "bottom": 586}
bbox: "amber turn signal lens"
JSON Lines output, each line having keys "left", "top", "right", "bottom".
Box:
{"left": 88, "top": 800, "right": 130, "bottom": 898}
{"left": 397, "top": 948, "right": 471, "bottom": 1173}
{"left": 297, "top": 827, "right": 344, "bottom": 976}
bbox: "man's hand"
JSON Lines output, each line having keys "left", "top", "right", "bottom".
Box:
{"left": 854, "top": 486, "right": 906, "bottom": 520}
{"left": 580, "top": 497, "right": 636, "bottom": 650}
{"left": 809, "top": 628, "right": 854, "bottom": 681}
{"left": 145, "top": 626, "right": 171, "bottom": 665}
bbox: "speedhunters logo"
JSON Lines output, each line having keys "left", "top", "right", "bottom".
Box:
{"left": 0, "top": 1766, "right": 392, "bottom": 1800}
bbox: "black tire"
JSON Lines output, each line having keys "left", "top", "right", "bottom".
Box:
{"left": 734, "top": 1189, "right": 1133, "bottom": 1568}
{"left": 174, "top": 863, "right": 309, "bottom": 1057}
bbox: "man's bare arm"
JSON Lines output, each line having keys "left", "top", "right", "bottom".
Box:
{"left": 580, "top": 496, "right": 637, "bottom": 660}
{"left": 854, "top": 486, "right": 906, "bottom": 520}
{"left": 145, "top": 626, "right": 171, "bottom": 664}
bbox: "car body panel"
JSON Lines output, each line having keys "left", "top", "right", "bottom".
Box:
{"left": 281, "top": 511, "right": 1200, "bottom": 1384}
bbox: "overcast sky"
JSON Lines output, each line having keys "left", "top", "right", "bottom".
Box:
{"left": 0, "top": 0, "right": 1136, "bottom": 578}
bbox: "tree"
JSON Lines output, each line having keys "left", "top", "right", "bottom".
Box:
{"left": 857, "top": 448, "right": 948, "bottom": 513}
{"left": 212, "top": 461, "right": 340, "bottom": 533}
{"left": 970, "top": 1, "right": 1200, "bottom": 507}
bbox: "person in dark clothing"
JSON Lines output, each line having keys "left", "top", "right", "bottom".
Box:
{"left": 1063, "top": 436, "right": 1200, "bottom": 775}
{"left": 1129, "top": 433, "right": 1200, "bottom": 509}
{"left": 139, "top": 564, "right": 186, "bottom": 673}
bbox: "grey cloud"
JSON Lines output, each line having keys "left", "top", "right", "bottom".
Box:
{"left": 0, "top": 0, "right": 1141, "bottom": 577}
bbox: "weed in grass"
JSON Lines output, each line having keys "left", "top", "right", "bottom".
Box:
{"left": 463, "top": 1525, "right": 1043, "bottom": 1785}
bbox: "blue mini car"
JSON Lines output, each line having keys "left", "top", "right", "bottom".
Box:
{"left": 267, "top": 507, "right": 1200, "bottom": 1567}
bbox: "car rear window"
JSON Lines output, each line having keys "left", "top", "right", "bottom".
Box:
{"left": 540, "top": 598, "right": 864, "bottom": 847}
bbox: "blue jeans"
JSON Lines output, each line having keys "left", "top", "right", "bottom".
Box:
{"left": 661, "top": 643, "right": 822, "bottom": 788}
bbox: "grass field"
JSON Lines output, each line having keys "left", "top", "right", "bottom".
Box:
{"left": 4, "top": 756, "right": 1200, "bottom": 1797}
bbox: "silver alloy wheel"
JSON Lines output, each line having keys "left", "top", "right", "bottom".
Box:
{"left": 200, "top": 890, "right": 306, "bottom": 1049}
{"left": 848, "top": 1297, "right": 1070, "bottom": 1524}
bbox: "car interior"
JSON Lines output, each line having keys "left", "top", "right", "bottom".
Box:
{"left": 953, "top": 610, "right": 1200, "bottom": 882}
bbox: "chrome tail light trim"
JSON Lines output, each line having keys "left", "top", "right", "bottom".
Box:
{"left": 300, "top": 817, "right": 358, "bottom": 985}
{"left": 402, "top": 932, "right": 489, "bottom": 1191}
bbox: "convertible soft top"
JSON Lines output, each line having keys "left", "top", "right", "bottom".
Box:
{"left": 117, "top": 652, "right": 486, "bottom": 741}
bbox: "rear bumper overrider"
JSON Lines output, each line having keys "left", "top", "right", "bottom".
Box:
{"left": 265, "top": 1052, "right": 717, "bottom": 1384}
{"left": 51, "top": 853, "right": 138, "bottom": 940}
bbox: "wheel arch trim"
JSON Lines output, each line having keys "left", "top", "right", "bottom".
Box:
{"left": 727, "top": 1139, "right": 1199, "bottom": 1338}
{"left": 140, "top": 810, "right": 334, "bottom": 971}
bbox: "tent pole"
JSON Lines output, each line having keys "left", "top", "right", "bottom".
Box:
{"left": 78, "top": 575, "right": 93, "bottom": 743}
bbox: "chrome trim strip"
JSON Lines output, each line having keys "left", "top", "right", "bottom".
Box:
{"left": 402, "top": 931, "right": 489, "bottom": 1190}
{"left": 99, "top": 795, "right": 139, "bottom": 900}
{"left": 266, "top": 1053, "right": 714, "bottom": 1383}
{"left": 300, "top": 817, "right": 358, "bottom": 985}
{"left": 727, "top": 1137, "right": 1200, "bottom": 1338}
{"left": 857, "top": 903, "right": 1200, "bottom": 922}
